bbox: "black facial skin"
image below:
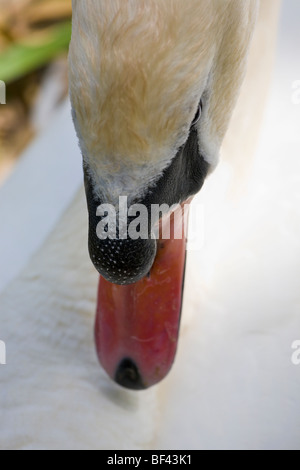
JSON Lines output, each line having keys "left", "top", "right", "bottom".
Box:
{"left": 84, "top": 126, "right": 210, "bottom": 285}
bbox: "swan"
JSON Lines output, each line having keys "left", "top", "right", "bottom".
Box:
{"left": 1, "top": 0, "right": 300, "bottom": 450}
{"left": 68, "top": 0, "right": 259, "bottom": 390}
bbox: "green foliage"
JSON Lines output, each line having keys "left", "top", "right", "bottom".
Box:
{"left": 0, "top": 22, "right": 71, "bottom": 83}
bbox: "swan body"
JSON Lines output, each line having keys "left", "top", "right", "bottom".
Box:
{"left": 1, "top": 0, "right": 300, "bottom": 449}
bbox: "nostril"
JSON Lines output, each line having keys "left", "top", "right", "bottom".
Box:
{"left": 115, "top": 358, "right": 146, "bottom": 390}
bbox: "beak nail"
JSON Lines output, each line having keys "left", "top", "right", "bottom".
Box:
{"left": 115, "top": 358, "right": 146, "bottom": 390}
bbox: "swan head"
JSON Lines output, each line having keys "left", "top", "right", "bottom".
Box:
{"left": 68, "top": 0, "right": 258, "bottom": 389}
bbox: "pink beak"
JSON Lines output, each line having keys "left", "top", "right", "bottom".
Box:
{"left": 95, "top": 201, "right": 191, "bottom": 389}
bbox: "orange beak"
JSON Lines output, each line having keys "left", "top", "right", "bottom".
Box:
{"left": 95, "top": 202, "right": 191, "bottom": 389}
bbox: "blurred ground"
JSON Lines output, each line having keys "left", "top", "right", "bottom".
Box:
{"left": 0, "top": 0, "right": 71, "bottom": 183}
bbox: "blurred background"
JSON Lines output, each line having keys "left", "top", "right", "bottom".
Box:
{"left": 0, "top": 0, "right": 71, "bottom": 184}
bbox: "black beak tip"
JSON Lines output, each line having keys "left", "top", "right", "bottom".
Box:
{"left": 115, "top": 358, "right": 146, "bottom": 391}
